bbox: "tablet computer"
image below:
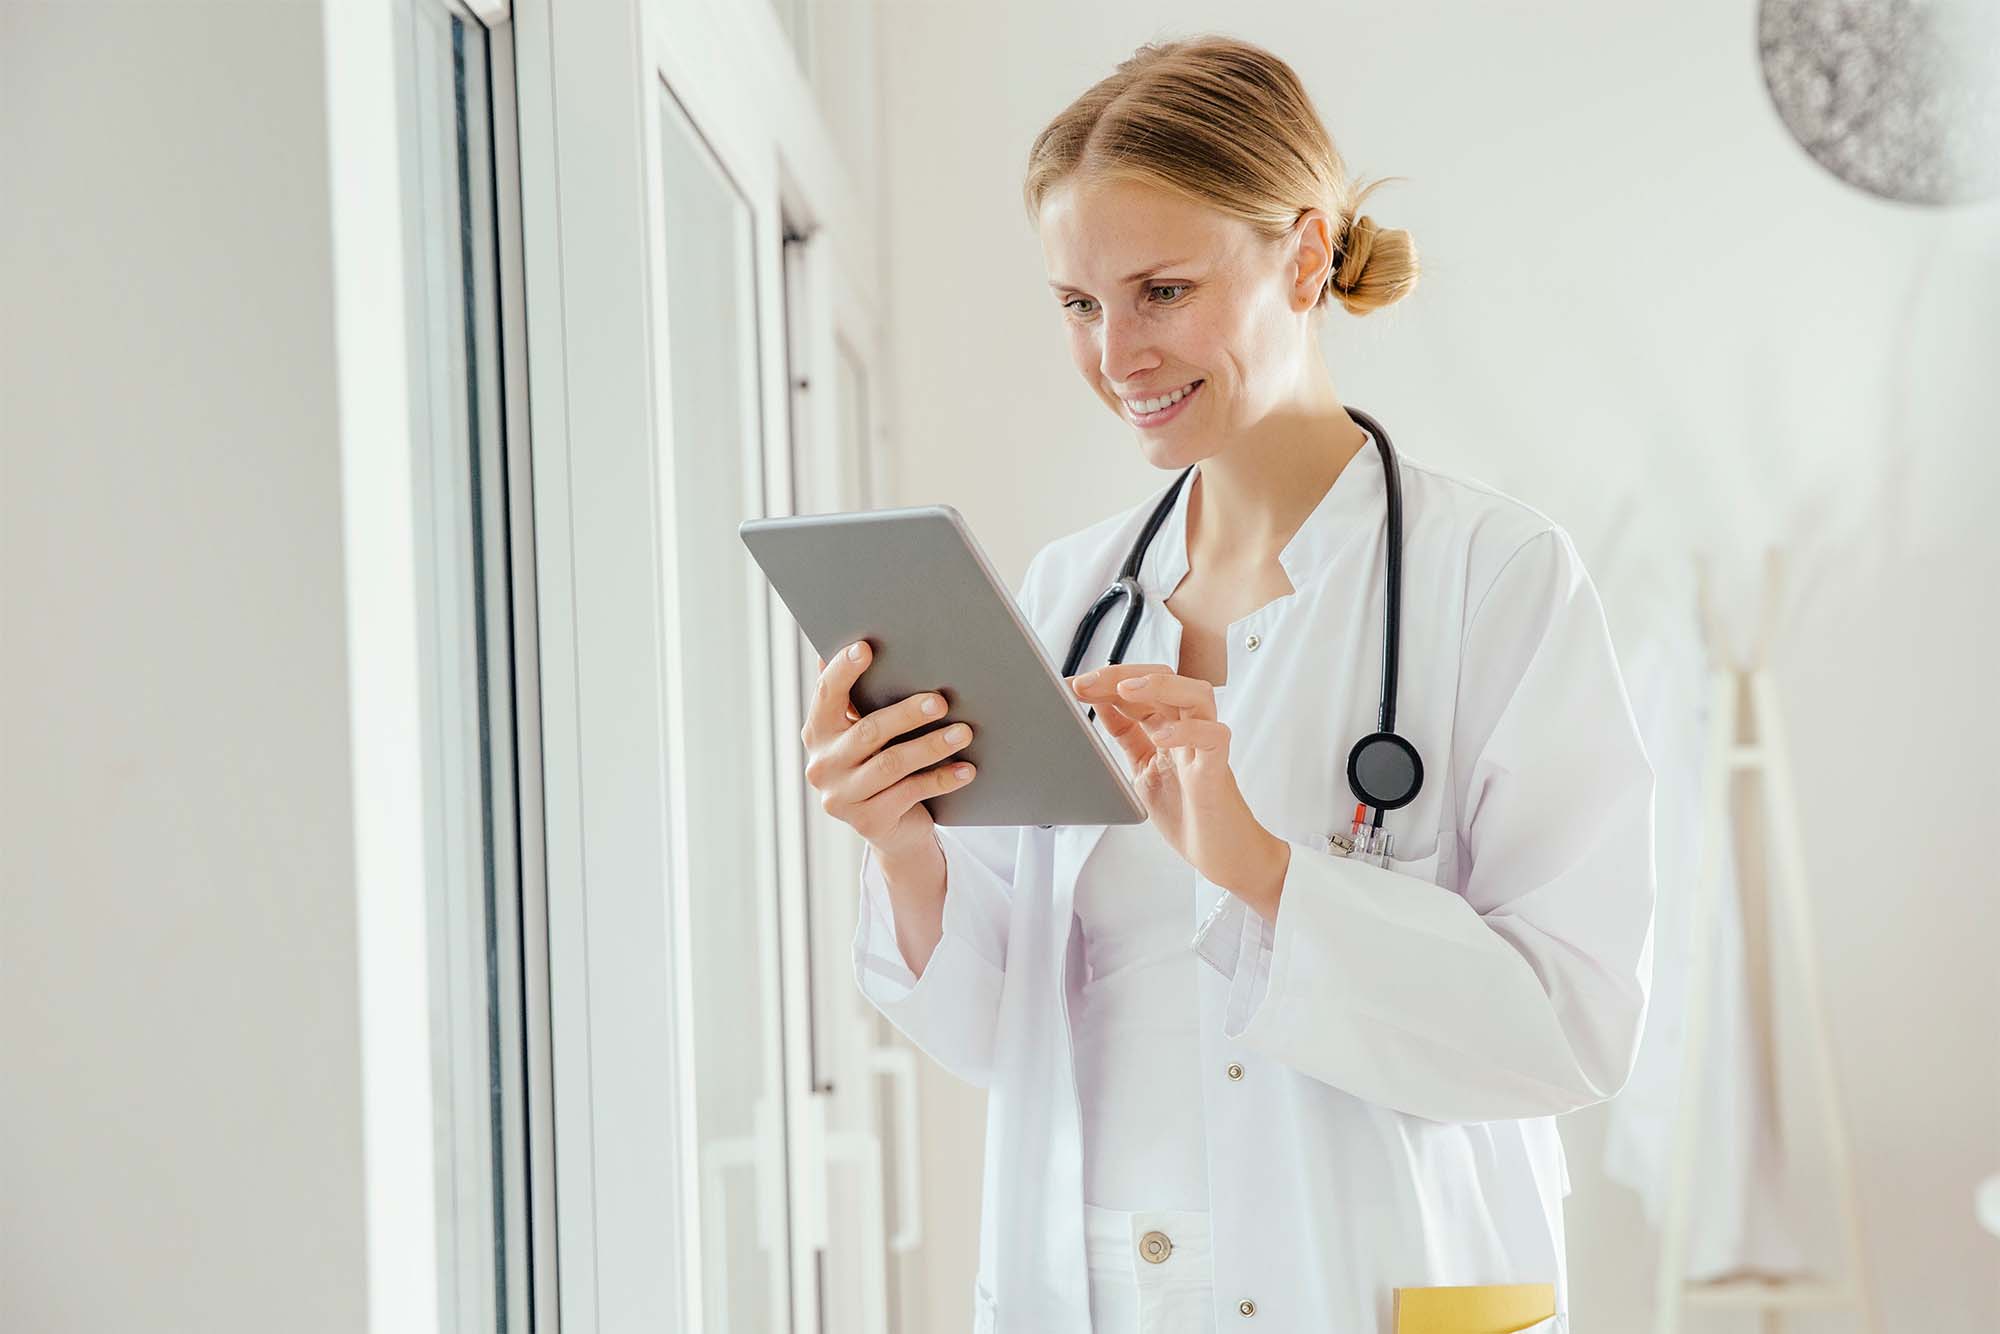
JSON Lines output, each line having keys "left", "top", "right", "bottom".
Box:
{"left": 740, "top": 504, "right": 1145, "bottom": 828}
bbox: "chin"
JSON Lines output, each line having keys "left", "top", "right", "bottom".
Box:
{"left": 1133, "top": 437, "right": 1200, "bottom": 472}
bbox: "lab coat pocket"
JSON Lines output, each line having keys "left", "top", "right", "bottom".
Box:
{"left": 1382, "top": 844, "right": 1444, "bottom": 889}
{"left": 972, "top": 1278, "right": 998, "bottom": 1334}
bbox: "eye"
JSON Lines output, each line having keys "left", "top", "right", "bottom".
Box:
{"left": 1061, "top": 285, "right": 1188, "bottom": 319}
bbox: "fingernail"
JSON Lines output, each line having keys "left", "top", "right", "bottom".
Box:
{"left": 921, "top": 695, "right": 943, "bottom": 715}
{"left": 847, "top": 642, "right": 864, "bottom": 661}
{"left": 1077, "top": 670, "right": 1098, "bottom": 685}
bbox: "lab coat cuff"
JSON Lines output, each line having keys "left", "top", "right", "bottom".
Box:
{"left": 851, "top": 833, "right": 1010, "bottom": 1086}
{"left": 859, "top": 829, "right": 1011, "bottom": 972}
{"left": 1190, "top": 886, "right": 1277, "bottom": 1034}
{"left": 1200, "top": 834, "right": 1392, "bottom": 1048}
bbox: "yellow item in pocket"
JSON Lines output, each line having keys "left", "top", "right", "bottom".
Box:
{"left": 1392, "top": 1282, "right": 1556, "bottom": 1333}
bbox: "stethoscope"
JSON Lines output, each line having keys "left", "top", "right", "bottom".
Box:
{"left": 1055, "top": 405, "right": 1423, "bottom": 856}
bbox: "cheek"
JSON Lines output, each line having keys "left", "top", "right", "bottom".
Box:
{"left": 1068, "top": 327, "right": 1101, "bottom": 377}
{"left": 1220, "top": 308, "right": 1283, "bottom": 386}
{"left": 1190, "top": 317, "right": 1227, "bottom": 365}
{"left": 1183, "top": 314, "right": 1241, "bottom": 388}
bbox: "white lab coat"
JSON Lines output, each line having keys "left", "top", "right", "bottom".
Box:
{"left": 851, "top": 441, "right": 1656, "bottom": 1333}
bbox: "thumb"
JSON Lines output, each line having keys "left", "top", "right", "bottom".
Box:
{"left": 1092, "top": 698, "right": 1153, "bottom": 769}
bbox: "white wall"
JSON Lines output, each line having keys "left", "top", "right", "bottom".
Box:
{"left": 0, "top": 5, "right": 369, "bottom": 1330}
{"left": 871, "top": 3, "right": 2000, "bottom": 1330}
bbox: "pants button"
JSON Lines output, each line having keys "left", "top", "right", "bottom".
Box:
{"left": 1139, "top": 1230, "right": 1173, "bottom": 1264}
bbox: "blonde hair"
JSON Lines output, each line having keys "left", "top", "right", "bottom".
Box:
{"left": 1022, "top": 35, "right": 1419, "bottom": 317}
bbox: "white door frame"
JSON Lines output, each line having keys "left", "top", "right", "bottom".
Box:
{"left": 510, "top": 0, "right": 890, "bottom": 1328}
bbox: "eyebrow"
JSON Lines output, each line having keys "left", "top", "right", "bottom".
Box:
{"left": 1047, "top": 259, "right": 1194, "bottom": 290}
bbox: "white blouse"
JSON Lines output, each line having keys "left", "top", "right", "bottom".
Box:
{"left": 1069, "top": 726, "right": 1230, "bottom": 1214}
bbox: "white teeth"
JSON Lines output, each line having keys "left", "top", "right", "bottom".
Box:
{"left": 1129, "top": 381, "right": 1196, "bottom": 415}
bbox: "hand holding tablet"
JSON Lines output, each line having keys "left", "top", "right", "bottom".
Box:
{"left": 799, "top": 637, "right": 984, "bottom": 859}
{"left": 740, "top": 504, "right": 1145, "bottom": 829}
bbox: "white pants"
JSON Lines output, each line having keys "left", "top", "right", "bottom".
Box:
{"left": 1083, "top": 1204, "right": 1215, "bottom": 1334}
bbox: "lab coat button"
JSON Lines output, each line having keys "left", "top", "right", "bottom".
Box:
{"left": 1139, "top": 1230, "right": 1173, "bottom": 1264}
{"left": 1238, "top": 1298, "right": 1257, "bottom": 1316}
{"left": 1226, "top": 1062, "right": 1244, "bottom": 1080}
{"left": 1244, "top": 633, "right": 1260, "bottom": 650}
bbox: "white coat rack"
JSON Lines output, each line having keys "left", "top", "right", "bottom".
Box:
{"left": 1653, "top": 552, "right": 1880, "bottom": 1334}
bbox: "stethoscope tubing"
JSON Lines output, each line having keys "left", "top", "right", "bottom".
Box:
{"left": 1059, "top": 405, "right": 1419, "bottom": 825}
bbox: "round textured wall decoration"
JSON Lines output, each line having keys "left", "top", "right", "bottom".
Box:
{"left": 1757, "top": 0, "right": 2000, "bottom": 203}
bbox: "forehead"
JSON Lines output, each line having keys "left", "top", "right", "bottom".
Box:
{"left": 1038, "top": 175, "right": 1243, "bottom": 283}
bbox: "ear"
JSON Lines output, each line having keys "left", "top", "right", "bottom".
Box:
{"left": 1289, "top": 208, "right": 1339, "bottom": 311}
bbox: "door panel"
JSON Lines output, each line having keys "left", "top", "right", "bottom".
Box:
{"left": 656, "top": 82, "right": 795, "bottom": 1334}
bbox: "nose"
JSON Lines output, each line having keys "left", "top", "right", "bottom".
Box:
{"left": 1097, "top": 310, "right": 1158, "bottom": 387}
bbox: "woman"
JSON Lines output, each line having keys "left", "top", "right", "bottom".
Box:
{"left": 807, "top": 35, "right": 1654, "bottom": 1334}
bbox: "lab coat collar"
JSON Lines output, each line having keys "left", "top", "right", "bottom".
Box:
{"left": 1139, "top": 421, "right": 1387, "bottom": 602}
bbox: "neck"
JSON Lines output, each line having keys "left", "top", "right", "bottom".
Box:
{"left": 1186, "top": 377, "right": 1369, "bottom": 569}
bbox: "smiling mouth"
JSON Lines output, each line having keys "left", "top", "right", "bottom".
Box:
{"left": 1123, "top": 379, "right": 1204, "bottom": 424}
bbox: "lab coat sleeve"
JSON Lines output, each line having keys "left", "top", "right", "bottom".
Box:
{"left": 1189, "top": 525, "right": 1657, "bottom": 1123}
{"left": 847, "top": 541, "right": 1058, "bottom": 1088}
{"left": 852, "top": 824, "right": 1019, "bottom": 1088}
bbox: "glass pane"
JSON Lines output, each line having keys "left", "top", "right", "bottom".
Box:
{"left": 405, "top": 6, "right": 526, "bottom": 1333}
{"left": 657, "top": 86, "right": 794, "bottom": 1334}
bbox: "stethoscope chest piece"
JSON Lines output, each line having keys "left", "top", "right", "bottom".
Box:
{"left": 1347, "top": 730, "right": 1423, "bottom": 811}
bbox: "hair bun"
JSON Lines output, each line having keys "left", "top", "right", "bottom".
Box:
{"left": 1330, "top": 213, "right": 1379, "bottom": 292}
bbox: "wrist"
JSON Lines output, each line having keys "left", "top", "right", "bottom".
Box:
{"left": 1211, "top": 827, "right": 1290, "bottom": 923}
{"left": 874, "top": 827, "right": 946, "bottom": 889}
{"left": 1252, "top": 830, "right": 1291, "bottom": 919}
{"left": 1232, "top": 824, "right": 1296, "bottom": 928}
